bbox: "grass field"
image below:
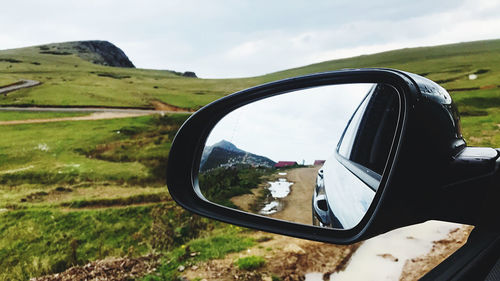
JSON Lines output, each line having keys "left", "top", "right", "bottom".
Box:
{"left": 451, "top": 87, "right": 500, "bottom": 147}
{"left": 0, "top": 39, "right": 499, "bottom": 280}
{"left": 0, "top": 205, "right": 154, "bottom": 279}
{"left": 0, "top": 113, "right": 227, "bottom": 280}
{"left": 0, "top": 113, "right": 195, "bottom": 279}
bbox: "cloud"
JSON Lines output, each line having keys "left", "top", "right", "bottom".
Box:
{"left": 1, "top": 0, "right": 499, "bottom": 77}
{"left": 227, "top": 41, "right": 265, "bottom": 59}
{"left": 204, "top": 1, "right": 500, "bottom": 77}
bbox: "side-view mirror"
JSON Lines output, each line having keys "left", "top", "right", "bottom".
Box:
{"left": 167, "top": 68, "right": 500, "bottom": 244}
{"left": 198, "top": 82, "right": 399, "bottom": 230}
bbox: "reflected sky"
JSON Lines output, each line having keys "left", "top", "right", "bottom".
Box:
{"left": 206, "top": 84, "right": 374, "bottom": 165}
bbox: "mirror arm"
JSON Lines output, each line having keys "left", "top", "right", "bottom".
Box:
{"left": 362, "top": 147, "right": 500, "bottom": 240}
{"left": 475, "top": 150, "right": 500, "bottom": 232}
{"left": 447, "top": 147, "right": 499, "bottom": 184}
{"left": 438, "top": 148, "right": 500, "bottom": 228}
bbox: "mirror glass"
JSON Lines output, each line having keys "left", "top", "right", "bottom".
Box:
{"left": 198, "top": 83, "right": 399, "bottom": 229}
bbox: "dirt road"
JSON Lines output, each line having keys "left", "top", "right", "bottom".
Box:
{"left": 0, "top": 111, "right": 154, "bottom": 125}
{"left": 0, "top": 79, "right": 41, "bottom": 96}
{"left": 0, "top": 106, "right": 192, "bottom": 125}
{"left": 270, "top": 167, "right": 320, "bottom": 225}
{"left": 230, "top": 166, "right": 320, "bottom": 225}
{"left": 0, "top": 78, "right": 192, "bottom": 124}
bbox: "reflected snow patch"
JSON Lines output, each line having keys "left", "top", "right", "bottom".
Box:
{"left": 259, "top": 177, "right": 293, "bottom": 215}
{"left": 278, "top": 172, "right": 287, "bottom": 176}
{"left": 260, "top": 201, "right": 280, "bottom": 215}
{"left": 268, "top": 178, "right": 293, "bottom": 198}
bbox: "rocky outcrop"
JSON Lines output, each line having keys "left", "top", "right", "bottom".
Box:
{"left": 35, "top": 41, "right": 200, "bottom": 76}
{"left": 39, "top": 41, "right": 135, "bottom": 68}
{"left": 76, "top": 41, "right": 135, "bottom": 68}
{"left": 182, "top": 71, "right": 197, "bottom": 78}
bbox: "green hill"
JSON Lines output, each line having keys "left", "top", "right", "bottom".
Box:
{"left": 268, "top": 39, "right": 500, "bottom": 90}
{"left": 0, "top": 41, "right": 253, "bottom": 109}
{"left": 2, "top": 39, "right": 500, "bottom": 110}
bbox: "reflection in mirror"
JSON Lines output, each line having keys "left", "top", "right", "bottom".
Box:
{"left": 198, "top": 83, "right": 399, "bottom": 230}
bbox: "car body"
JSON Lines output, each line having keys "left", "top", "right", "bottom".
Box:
{"left": 312, "top": 155, "right": 376, "bottom": 229}
{"left": 313, "top": 82, "right": 399, "bottom": 229}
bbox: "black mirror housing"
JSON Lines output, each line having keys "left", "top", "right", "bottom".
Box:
{"left": 167, "top": 68, "right": 499, "bottom": 244}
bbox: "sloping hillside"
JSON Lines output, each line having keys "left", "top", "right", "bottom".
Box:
{"left": 266, "top": 39, "right": 500, "bottom": 90}
{"left": 0, "top": 41, "right": 238, "bottom": 109}
{"left": 2, "top": 39, "right": 500, "bottom": 110}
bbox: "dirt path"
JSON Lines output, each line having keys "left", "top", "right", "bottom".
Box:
{"left": 0, "top": 106, "right": 191, "bottom": 115}
{"left": 270, "top": 167, "right": 319, "bottom": 225}
{"left": 230, "top": 186, "right": 262, "bottom": 212}
{"left": 230, "top": 167, "right": 320, "bottom": 225}
{"left": 0, "top": 78, "right": 193, "bottom": 124}
{"left": 0, "top": 107, "right": 163, "bottom": 113}
{"left": 0, "top": 105, "right": 193, "bottom": 125}
{"left": 0, "top": 111, "right": 153, "bottom": 125}
{"left": 182, "top": 231, "right": 360, "bottom": 281}
{"left": 151, "top": 100, "right": 194, "bottom": 112}
{"left": 0, "top": 79, "right": 41, "bottom": 96}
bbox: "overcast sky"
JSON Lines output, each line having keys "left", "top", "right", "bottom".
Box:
{"left": 2, "top": 0, "right": 500, "bottom": 78}
{"left": 206, "top": 84, "right": 373, "bottom": 164}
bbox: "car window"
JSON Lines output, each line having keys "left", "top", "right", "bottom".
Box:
{"left": 338, "top": 87, "right": 372, "bottom": 159}
{"left": 338, "top": 84, "right": 399, "bottom": 175}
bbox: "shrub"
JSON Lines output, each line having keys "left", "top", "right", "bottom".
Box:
{"left": 40, "top": 51, "right": 72, "bottom": 55}
{"left": 61, "top": 193, "right": 167, "bottom": 208}
{"left": 0, "top": 58, "right": 22, "bottom": 63}
{"left": 95, "top": 72, "right": 131, "bottom": 79}
{"left": 235, "top": 256, "right": 266, "bottom": 270}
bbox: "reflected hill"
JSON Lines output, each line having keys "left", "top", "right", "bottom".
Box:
{"left": 200, "top": 140, "right": 275, "bottom": 172}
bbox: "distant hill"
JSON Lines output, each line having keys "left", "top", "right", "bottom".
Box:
{"left": 0, "top": 41, "right": 207, "bottom": 109}
{"left": 1, "top": 38, "right": 500, "bottom": 111}
{"left": 37, "top": 41, "right": 135, "bottom": 68}
{"left": 263, "top": 39, "right": 500, "bottom": 91}
{"left": 200, "top": 140, "right": 275, "bottom": 171}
